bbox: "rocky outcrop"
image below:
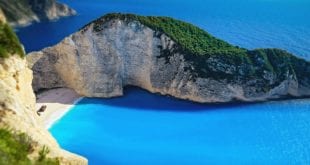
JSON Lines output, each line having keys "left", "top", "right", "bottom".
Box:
{"left": 0, "top": 0, "right": 76, "bottom": 27}
{"left": 27, "top": 14, "right": 310, "bottom": 103}
{"left": 0, "top": 16, "right": 86, "bottom": 164}
{"left": 0, "top": 56, "right": 87, "bottom": 164}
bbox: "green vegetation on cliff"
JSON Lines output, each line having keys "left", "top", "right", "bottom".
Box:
{"left": 90, "top": 13, "right": 247, "bottom": 58}
{"left": 0, "top": 21, "right": 24, "bottom": 58}
{"left": 91, "top": 14, "right": 309, "bottom": 84}
{"left": 0, "top": 128, "right": 59, "bottom": 165}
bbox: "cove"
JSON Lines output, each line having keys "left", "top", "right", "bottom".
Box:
{"left": 50, "top": 87, "right": 310, "bottom": 164}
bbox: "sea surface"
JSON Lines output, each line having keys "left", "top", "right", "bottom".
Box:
{"left": 16, "top": 0, "right": 310, "bottom": 59}
{"left": 50, "top": 87, "right": 310, "bottom": 164}
{"left": 16, "top": 0, "right": 310, "bottom": 164}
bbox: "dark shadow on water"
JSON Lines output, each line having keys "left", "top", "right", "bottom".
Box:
{"left": 77, "top": 86, "right": 259, "bottom": 112}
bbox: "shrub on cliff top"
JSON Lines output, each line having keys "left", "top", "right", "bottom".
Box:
{"left": 0, "top": 21, "right": 24, "bottom": 58}
{"left": 90, "top": 13, "right": 247, "bottom": 58}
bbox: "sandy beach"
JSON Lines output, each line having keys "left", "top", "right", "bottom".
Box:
{"left": 35, "top": 88, "right": 83, "bottom": 129}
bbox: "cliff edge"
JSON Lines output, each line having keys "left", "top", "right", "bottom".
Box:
{"left": 0, "top": 0, "right": 76, "bottom": 27}
{"left": 0, "top": 13, "right": 86, "bottom": 164}
{"left": 28, "top": 13, "right": 310, "bottom": 103}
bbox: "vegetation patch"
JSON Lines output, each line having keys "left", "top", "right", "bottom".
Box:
{"left": 85, "top": 13, "right": 310, "bottom": 85}
{"left": 0, "top": 128, "right": 59, "bottom": 165}
{"left": 0, "top": 21, "right": 24, "bottom": 58}
{"left": 88, "top": 13, "right": 247, "bottom": 57}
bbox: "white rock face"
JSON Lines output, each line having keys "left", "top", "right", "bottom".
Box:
{"left": 0, "top": 55, "right": 87, "bottom": 164}
{"left": 1, "top": 14, "right": 86, "bottom": 163}
{"left": 27, "top": 18, "right": 310, "bottom": 103}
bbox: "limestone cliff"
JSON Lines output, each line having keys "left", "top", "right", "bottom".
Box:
{"left": 0, "top": 56, "right": 87, "bottom": 164}
{"left": 0, "top": 16, "right": 86, "bottom": 164}
{"left": 0, "top": 0, "right": 76, "bottom": 27}
{"left": 0, "top": 8, "right": 5, "bottom": 22}
{"left": 27, "top": 13, "right": 310, "bottom": 103}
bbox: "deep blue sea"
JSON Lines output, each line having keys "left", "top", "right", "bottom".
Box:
{"left": 16, "top": 0, "right": 310, "bottom": 164}
{"left": 17, "top": 0, "right": 310, "bottom": 59}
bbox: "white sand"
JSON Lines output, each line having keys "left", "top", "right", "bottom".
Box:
{"left": 35, "top": 88, "right": 83, "bottom": 129}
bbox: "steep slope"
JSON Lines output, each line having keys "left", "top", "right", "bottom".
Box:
{"left": 27, "top": 13, "right": 310, "bottom": 103}
{"left": 0, "top": 13, "right": 86, "bottom": 164}
{"left": 0, "top": 8, "right": 5, "bottom": 22}
{"left": 0, "top": 0, "right": 76, "bottom": 27}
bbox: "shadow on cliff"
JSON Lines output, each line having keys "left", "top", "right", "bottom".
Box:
{"left": 77, "top": 86, "right": 257, "bottom": 112}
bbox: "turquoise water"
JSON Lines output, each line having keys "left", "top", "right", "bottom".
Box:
{"left": 16, "top": 0, "right": 310, "bottom": 164}
{"left": 50, "top": 87, "right": 310, "bottom": 164}
{"left": 17, "top": 0, "right": 310, "bottom": 59}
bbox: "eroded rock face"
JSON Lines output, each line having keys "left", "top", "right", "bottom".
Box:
{"left": 0, "top": 0, "right": 76, "bottom": 27}
{"left": 27, "top": 17, "right": 310, "bottom": 103}
{"left": 0, "top": 9, "right": 86, "bottom": 164}
{"left": 0, "top": 56, "right": 87, "bottom": 164}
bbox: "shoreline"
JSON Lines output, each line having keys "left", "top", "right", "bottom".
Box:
{"left": 35, "top": 88, "right": 83, "bottom": 129}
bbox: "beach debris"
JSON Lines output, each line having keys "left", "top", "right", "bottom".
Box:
{"left": 37, "top": 105, "right": 47, "bottom": 116}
